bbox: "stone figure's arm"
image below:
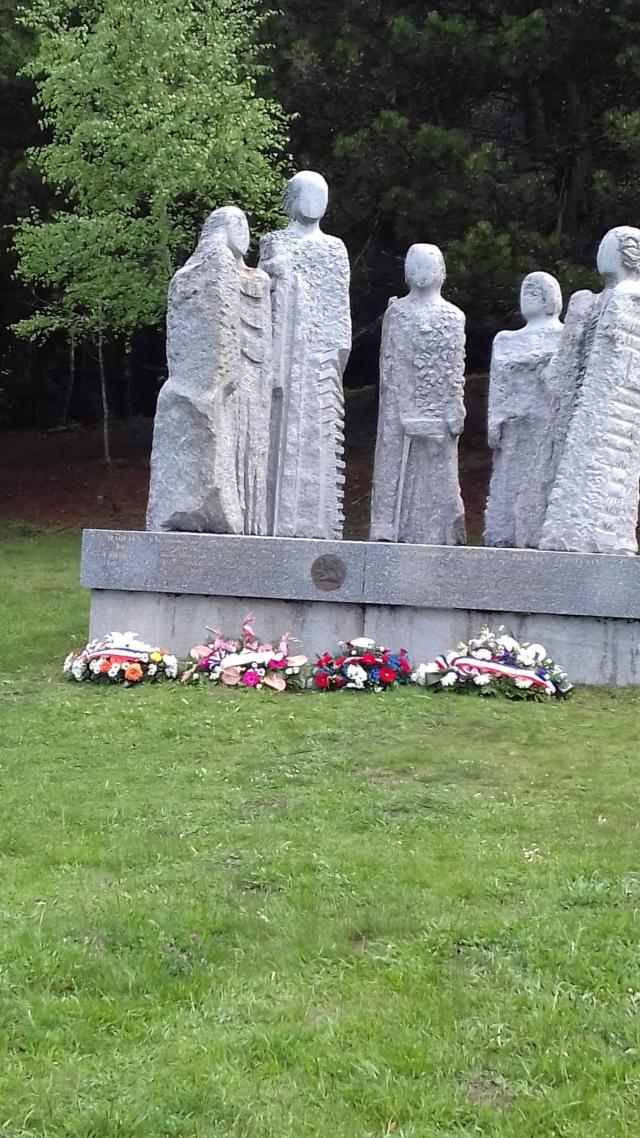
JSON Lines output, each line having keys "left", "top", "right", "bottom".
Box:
{"left": 208, "top": 248, "right": 242, "bottom": 399}
{"left": 540, "top": 351, "right": 561, "bottom": 404}
{"left": 371, "top": 303, "right": 404, "bottom": 541}
{"left": 333, "top": 240, "right": 353, "bottom": 354}
{"left": 261, "top": 253, "right": 289, "bottom": 284}
{"left": 166, "top": 259, "right": 239, "bottom": 399}
{"left": 422, "top": 308, "right": 464, "bottom": 438}
{"left": 401, "top": 417, "right": 435, "bottom": 437}
{"left": 487, "top": 413, "right": 502, "bottom": 450}
{"left": 258, "top": 234, "right": 289, "bottom": 283}
{"left": 446, "top": 308, "right": 466, "bottom": 437}
{"left": 447, "top": 404, "right": 465, "bottom": 438}
{"left": 258, "top": 235, "right": 294, "bottom": 394}
{"left": 487, "top": 334, "right": 507, "bottom": 449}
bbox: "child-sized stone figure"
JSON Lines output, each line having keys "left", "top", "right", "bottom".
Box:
{"left": 484, "top": 271, "right": 563, "bottom": 548}
{"left": 370, "top": 243, "right": 466, "bottom": 545}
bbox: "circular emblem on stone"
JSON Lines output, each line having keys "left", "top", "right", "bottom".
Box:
{"left": 311, "top": 554, "right": 347, "bottom": 592}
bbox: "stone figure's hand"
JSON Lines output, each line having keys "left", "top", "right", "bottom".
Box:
{"left": 372, "top": 524, "right": 396, "bottom": 542}
{"left": 401, "top": 416, "right": 442, "bottom": 440}
{"left": 337, "top": 346, "right": 351, "bottom": 371}
{"left": 264, "top": 256, "right": 288, "bottom": 281}
{"left": 488, "top": 422, "right": 502, "bottom": 449}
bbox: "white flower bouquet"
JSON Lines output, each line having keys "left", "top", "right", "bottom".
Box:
{"left": 63, "top": 632, "right": 179, "bottom": 685}
{"left": 412, "top": 627, "right": 572, "bottom": 700}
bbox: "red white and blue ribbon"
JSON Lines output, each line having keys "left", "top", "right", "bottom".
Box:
{"left": 435, "top": 654, "right": 557, "bottom": 695}
{"left": 85, "top": 644, "right": 151, "bottom": 662}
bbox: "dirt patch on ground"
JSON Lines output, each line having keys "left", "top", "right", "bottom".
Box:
{"left": 0, "top": 387, "right": 490, "bottom": 538}
{"left": 467, "top": 1076, "right": 513, "bottom": 1109}
{"left": 0, "top": 418, "right": 152, "bottom": 531}
{"left": 358, "top": 764, "right": 440, "bottom": 787}
{"left": 358, "top": 767, "right": 410, "bottom": 787}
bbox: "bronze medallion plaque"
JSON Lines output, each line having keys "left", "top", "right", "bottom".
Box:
{"left": 311, "top": 554, "right": 347, "bottom": 592}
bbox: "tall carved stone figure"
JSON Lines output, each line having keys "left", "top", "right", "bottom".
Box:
{"left": 533, "top": 288, "right": 598, "bottom": 526}
{"left": 236, "top": 253, "right": 273, "bottom": 536}
{"left": 147, "top": 207, "right": 272, "bottom": 535}
{"left": 484, "top": 272, "right": 563, "bottom": 548}
{"left": 259, "top": 171, "right": 351, "bottom": 539}
{"left": 370, "top": 244, "right": 466, "bottom": 545}
{"left": 541, "top": 226, "right": 640, "bottom": 555}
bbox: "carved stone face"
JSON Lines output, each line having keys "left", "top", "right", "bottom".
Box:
{"left": 284, "top": 171, "right": 329, "bottom": 223}
{"left": 597, "top": 226, "right": 640, "bottom": 285}
{"left": 597, "top": 230, "right": 624, "bottom": 283}
{"left": 226, "top": 212, "right": 250, "bottom": 258}
{"left": 520, "top": 272, "right": 562, "bottom": 320}
{"left": 201, "top": 206, "right": 250, "bottom": 258}
{"left": 405, "top": 244, "right": 446, "bottom": 291}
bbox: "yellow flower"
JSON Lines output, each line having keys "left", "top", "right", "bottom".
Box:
{"left": 149, "top": 651, "right": 162, "bottom": 663}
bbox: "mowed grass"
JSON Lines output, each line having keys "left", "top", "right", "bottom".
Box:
{"left": 2, "top": 527, "right": 640, "bottom": 1137}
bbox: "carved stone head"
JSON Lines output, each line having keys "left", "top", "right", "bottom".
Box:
{"left": 200, "top": 206, "right": 250, "bottom": 259}
{"left": 405, "top": 244, "right": 446, "bottom": 292}
{"left": 597, "top": 226, "right": 640, "bottom": 286}
{"left": 520, "top": 271, "right": 562, "bottom": 322}
{"left": 565, "top": 289, "right": 595, "bottom": 323}
{"left": 283, "top": 171, "right": 329, "bottom": 224}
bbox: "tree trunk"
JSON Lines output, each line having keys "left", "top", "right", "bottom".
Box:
{"left": 97, "top": 330, "right": 111, "bottom": 466}
{"left": 123, "top": 344, "right": 133, "bottom": 418}
{"left": 557, "top": 80, "right": 589, "bottom": 236}
{"left": 61, "top": 336, "right": 76, "bottom": 425}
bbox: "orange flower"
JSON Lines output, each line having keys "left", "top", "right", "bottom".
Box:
{"left": 98, "top": 658, "right": 112, "bottom": 674}
{"left": 124, "top": 663, "right": 144, "bottom": 683}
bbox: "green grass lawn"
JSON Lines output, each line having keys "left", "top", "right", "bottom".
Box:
{"left": 2, "top": 526, "right": 640, "bottom": 1137}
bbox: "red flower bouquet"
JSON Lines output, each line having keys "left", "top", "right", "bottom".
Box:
{"left": 310, "top": 637, "right": 413, "bottom": 692}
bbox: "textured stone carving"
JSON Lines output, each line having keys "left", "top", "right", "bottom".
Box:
{"left": 147, "top": 207, "right": 272, "bottom": 535}
{"left": 532, "top": 288, "right": 598, "bottom": 532}
{"left": 259, "top": 171, "right": 351, "bottom": 539}
{"left": 370, "top": 243, "right": 466, "bottom": 545}
{"left": 541, "top": 226, "right": 640, "bottom": 555}
{"left": 236, "top": 264, "right": 273, "bottom": 535}
{"left": 484, "top": 272, "right": 563, "bottom": 548}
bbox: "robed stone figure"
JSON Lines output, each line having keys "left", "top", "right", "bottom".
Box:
{"left": 147, "top": 207, "right": 272, "bottom": 535}
{"left": 541, "top": 225, "right": 640, "bottom": 555}
{"left": 532, "top": 287, "right": 597, "bottom": 537}
{"left": 259, "top": 171, "right": 352, "bottom": 539}
{"left": 370, "top": 244, "right": 466, "bottom": 545}
{"left": 484, "top": 272, "right": 564, "bottom": 548}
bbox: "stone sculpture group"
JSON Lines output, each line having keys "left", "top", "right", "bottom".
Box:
{"left": 147, "top": 172, "right": 640, "bottom": 556}
{"left": 485, "top": 225, "right": 640, "bottom": 556}
{"left": 147, "top": 171, "right": 351, "bottom": 541}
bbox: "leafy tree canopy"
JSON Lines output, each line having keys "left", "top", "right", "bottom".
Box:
{"left": 13, "top": 0, "right": 288, "bottom": 345}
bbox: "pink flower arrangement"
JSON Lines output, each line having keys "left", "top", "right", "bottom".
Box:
{"left": 182, "top": 615, "right": 308, "bottom": 692}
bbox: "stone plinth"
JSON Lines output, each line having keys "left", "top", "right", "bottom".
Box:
{"left": 81, "top": 530, "right": 640, "bottom": 686}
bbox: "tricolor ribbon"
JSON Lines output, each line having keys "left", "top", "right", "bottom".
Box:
{"left": 85, "top": 645, "right": 151, "bottom": 663}
{"left": 438, "top": 654, "right": 557, "bottom": 696}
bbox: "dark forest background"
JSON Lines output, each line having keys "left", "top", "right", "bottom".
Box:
{"left": 2, "top": 0, "right": 640, "bottom": 435}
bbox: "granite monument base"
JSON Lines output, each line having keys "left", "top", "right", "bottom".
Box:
{"left": 81, "top": 531, "right": 640, "bottom": 686}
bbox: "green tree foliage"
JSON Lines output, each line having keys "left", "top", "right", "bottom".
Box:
{"left": 0, "top": 2, "right": 44, "bottom": 423}
{"left": 11, "top": 0, "right": 288, "bottom": 451}
{"left": 274, "top": 0, "right": 640, "bottom": 360}
{"left": 2, "top": 0, "right": 640, "bottom": 427}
